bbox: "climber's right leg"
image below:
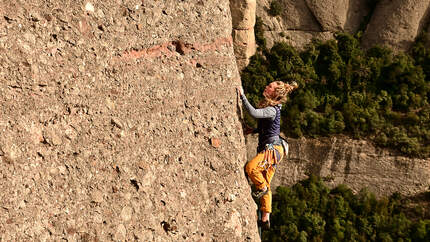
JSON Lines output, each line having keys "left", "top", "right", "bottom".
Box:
{"left": 245, "top": 152, "right": 268, "bottom": 197}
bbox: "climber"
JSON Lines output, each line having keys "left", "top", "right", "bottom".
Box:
{"left": 237, "top": 80, "right": 298, "bottom": 230}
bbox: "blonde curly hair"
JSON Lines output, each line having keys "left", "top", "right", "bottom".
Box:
{"left": 258, "top": 81, "right": 298, "bottom": 108}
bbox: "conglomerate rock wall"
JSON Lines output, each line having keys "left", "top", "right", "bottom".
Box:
{"left": 0, "top": 1, "right": 259, "bottom": 241}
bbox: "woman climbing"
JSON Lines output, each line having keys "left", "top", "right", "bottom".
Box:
{"left": 237, "top": 80, "right": 298, "bottom": 230}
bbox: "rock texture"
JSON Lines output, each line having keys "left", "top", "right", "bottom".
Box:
{"left": 362, "top": 0, "right": 430, "bottom": 51}
{"left": 246, "top": 135, "right": 430, "bottom": 197}
{"left": 0, "top": 1, "right": 259, "bottom": 241}
{"left": 254, "top": 0, "right": 370, "bottom": 50}
{"left": 231, "top": 0, "right": 257, "bottom": 29}
{"left": 256, "top": 0, "right": 327, "bottom": 50}
{"left": 234, "top": 0, "right": 430, "bottom": 56}
{"left": 230, "top": 0, "right": 257, "bottom": 70}
{"left": 233, "top": 0, "right": 371, "bottom": 66}
{"left": 305, "top": 0, "right": 369, "bottom": 33}
{"left": 344, "top": 0, "right": 371, "bottom": 33}
{"left": 305, "top": 0, "right": 349, "bottom": 32}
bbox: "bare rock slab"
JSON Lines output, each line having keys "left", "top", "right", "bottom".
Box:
{"left": 305, "top": 0, "right": 349, "bottom": 32}
{"left": 362, "top": 0, "right": 430, "bottom": 51}
{"left": 230, "top": 0, "right": 257, "bottom": 29}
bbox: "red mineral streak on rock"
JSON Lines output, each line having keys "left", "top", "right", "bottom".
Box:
{"left": 117, "top": 36, "right": 233, "bottom": 62}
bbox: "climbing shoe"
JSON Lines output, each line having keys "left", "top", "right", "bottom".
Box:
{"left": 252, "top": 186, "right": 268, "bottom": 199}
{"left": 258, "top": 219, "right": 270, "bottom": 230}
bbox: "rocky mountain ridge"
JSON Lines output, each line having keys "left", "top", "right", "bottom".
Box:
{"left": 232, "top": 0, "right": 430, "bottom": 69}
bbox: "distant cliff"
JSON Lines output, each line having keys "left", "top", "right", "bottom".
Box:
{"left": 232, "top": 0, "right": 430, "bottom": 69}
{"left": 246, "top": 135, "right": 430, "bottom": 197}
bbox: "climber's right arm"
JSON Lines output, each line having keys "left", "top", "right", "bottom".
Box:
{"left": 240, "top": 93, "right": 276, "bottom": 120}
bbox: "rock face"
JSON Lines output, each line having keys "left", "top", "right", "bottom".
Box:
{"left": 255, "top": 0, "right": 370, "bottom": 50}
{"left": 344, "top": 0, "right": 371, "bottom": 33}
{"left": 0, "top": 1, "right": 259, "bottom": 241}
{"left": 233, "top": 0, "right": 430, "bottom": 55}
{"left": 304, "top": 0, "right": 370, "bottom": 33}
{"left": 246, "top": 135, "right": 430, "bottom": 197}
{"left": 230, "top": 0, "right": 257, "bottom": 70}
{"left": 305, "top": 0, "right": 349, "bottom": 32}
{"left": 256, "top": 0, "right": 328, "bottom": 49}
{"left": 361, "top": 0, "right": 430, "bottom": 51}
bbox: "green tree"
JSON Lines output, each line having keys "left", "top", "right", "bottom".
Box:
{"left": 241, "top": 32, "right": 430, "bottom": 157}
{"left": 263, "top": 176, "right": 430, "bottom": 242}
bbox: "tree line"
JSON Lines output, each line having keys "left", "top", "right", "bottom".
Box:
{"left": 242, "top": 31, "right": 430, "bottom": 158}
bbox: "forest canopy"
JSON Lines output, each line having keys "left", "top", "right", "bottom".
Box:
{"left": 263, "top": 175, "right": 430, "bottom": 242}
{"left": 241, "top": 32, "right": 430, "bottom": 158}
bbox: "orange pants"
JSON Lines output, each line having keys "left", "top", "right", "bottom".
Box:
{"left": 246, "top": 145, "right": 284, "bottom": 213}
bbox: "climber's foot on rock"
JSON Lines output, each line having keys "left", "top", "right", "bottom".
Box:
{"left": 258, "top": 219, "right": 270, "bottom": 230}
{"left": 252, "top": 186, "right": 268, "bottom": 199}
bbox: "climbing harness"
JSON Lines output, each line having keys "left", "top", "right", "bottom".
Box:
{"left": 258, "top": 138, "right": 289, "bottom": 171}
{"left": 258, "top": 143, "right": 280, "bottom": 171}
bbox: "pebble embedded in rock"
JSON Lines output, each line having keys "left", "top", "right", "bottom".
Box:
{"left": 228, "top": 193, "right": 236, "bottom": 202}
{"left": 114, "top": 224, "right": 127, "bottom": 241}
{"left": 43, "top": 128, "right": 62, "bottom": 146}
{"left": 91, "top": 190, "right": 104, "bottom": 203}
{"left": 85, "top": 2, "right": 95, "bottom": 12}
{"left": 121, "top": 206, "right": 133, "bottom": 222}
{"left": 211, "top": 138, "right": 221, "bottom": 148}
{"left": 49, "top": 167, "right": 59, "bottom": 175}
